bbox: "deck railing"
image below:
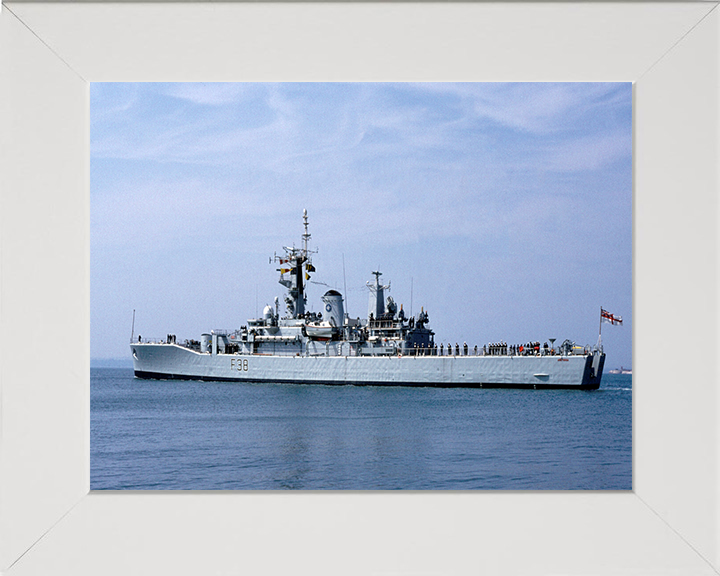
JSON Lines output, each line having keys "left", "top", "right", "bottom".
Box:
{"left": 406, "top": 342, "right": 592, "bottom": 357}
{"left": 133, "top": 334, "right": 593, "bottom": 358}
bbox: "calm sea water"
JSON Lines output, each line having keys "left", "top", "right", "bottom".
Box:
{"left": 91, "top": 368, "right": 631, "bottom": 490}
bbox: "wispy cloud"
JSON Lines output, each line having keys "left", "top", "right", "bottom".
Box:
{"left": 542, "top": 130, "right": 632, "bottom": 172}
{"left": 91, "top": 82, "right": 631, "bottom": 252}
{"left": 161, "top": 82, "right": 256, "bottom": 106}
{"left": 91, "top": 83, "right": 630, "bottom": 180}
{"left": 412, "top": 82, "right": 628, "bottom": 134}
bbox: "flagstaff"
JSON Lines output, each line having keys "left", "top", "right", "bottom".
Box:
{"left": 598, "top": 307, "right": 623, "bottom": 351}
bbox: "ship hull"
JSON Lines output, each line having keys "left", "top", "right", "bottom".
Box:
{"left": 132, "top": 344, "right": 604, "bottom": 389}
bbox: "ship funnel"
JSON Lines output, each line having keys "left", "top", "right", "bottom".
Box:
{"left": 322, "top": 290, "right": 344, "bottom": 330}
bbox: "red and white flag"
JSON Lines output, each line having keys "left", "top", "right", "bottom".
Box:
{"left": 601, "top": 308, "right": 623, "bottom": 326}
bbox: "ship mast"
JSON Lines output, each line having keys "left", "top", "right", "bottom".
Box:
{"left": 367, "top": 270, "right": 390, "bottom": 319}
{"left": 302, "top": 208, "right": 310, "bottom": 254}
{"left": 275, "top": 209, "right": 316, "bottom": 319}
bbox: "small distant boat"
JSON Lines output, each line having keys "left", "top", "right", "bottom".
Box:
{"left": 608, "top": 367, "right": 632, "bottom": 375}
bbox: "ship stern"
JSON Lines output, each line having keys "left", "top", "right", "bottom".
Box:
{"left": 581, "top": 350, "right": 605, "bottom": 389}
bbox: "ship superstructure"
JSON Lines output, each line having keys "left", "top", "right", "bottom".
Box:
{"left": 132, "top": 211, "right": 605, "bottom": 389}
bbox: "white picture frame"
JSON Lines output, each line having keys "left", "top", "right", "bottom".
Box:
{"left": 1, "top": 2, "right": 718, "bottom": 574}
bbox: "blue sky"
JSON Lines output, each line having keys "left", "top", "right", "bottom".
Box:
{"left": 91, "top": 82, "right": 632, "bottom": 368}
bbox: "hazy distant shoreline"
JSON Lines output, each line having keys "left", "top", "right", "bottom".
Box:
{"left": 92, "top": 358, "right": 133, "bottom": 368}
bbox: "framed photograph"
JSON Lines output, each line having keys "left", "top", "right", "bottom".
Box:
{"left": 90, "top": 80, "right": 633, "bottom": 492}
{"left": 1, "top": 2, "right": 718, "bottom": 574}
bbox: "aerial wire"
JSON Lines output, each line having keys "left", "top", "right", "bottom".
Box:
{"left": 342, "top": 253, "right": 348, "bottom": 317}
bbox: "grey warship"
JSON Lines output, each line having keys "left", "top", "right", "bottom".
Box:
{"left": 132, "top": 210, "right": 605, "bottom": 389}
